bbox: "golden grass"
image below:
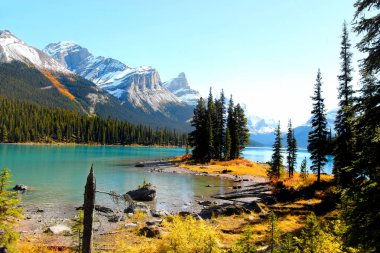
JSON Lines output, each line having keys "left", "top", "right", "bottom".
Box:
{"left": 279, "top": 172, "right": 334, "bottom": 190}
{"left": 178, "top": 158, "right": 269, "bottom": 177}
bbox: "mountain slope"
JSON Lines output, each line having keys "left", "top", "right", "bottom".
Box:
{"left": 0, "top": 30, "right": 134, "bottom": 121}
{"left": 44, "top": 41, "right": 193, "bottom": 130}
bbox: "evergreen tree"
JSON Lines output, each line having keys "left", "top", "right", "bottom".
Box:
{"left": 344, "top": 73, "right": 380, "bottom": 252}
{"left": 286, "top": 119, "right": 297, "bottom": 178}
{"left": 1, "top": 125, "right": 8, "bottom": 143}
{"left": 207, "top": 88, "right": 215, "bottom": 160}
{"left": 189, "top": 98, "right": 209, "bottom": 162}
{"left": 233, "top": 103, "right": 249, "bottom": 159}
{"left": 227, "top": 96, "right": 236, "bottom": 160}
{"left": 266, "top": 211, "right": 280, "bottom": 253}
{"left": 353, "top": 0, "right": 380, "bottom": 75}
{"left": 343, "top": 3, "right": 380, "bottom": 250}
{"left": 0, "top": 168, "right": 23, "bottom": 250}
{"left": 268, "top": 122, "right": 283, "bottom": 179}
{"left": 307, "top": 70, "right": 328, "bottom": 184}
{"left": 0, "top": 97, "right": 187, "bottom": 146}
{"left": 334, "top": 21, "right": 355, "bottom": 187}
{"left": 224, "top": 127, "right": 232, "bottom": 161}
{"left": 216, "top": 90, "right": 226, "bottom": 159}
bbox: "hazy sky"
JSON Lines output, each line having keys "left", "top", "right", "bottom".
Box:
{"left": 1, "top": 0, "right": 362, "bottom": 127}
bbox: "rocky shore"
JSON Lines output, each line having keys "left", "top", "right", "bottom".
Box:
{"left": 16, "top": 159, "right": 272, "bottom": 248}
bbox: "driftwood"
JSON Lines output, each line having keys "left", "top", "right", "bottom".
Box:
{"left": 95, "top": 190, "right": 136, "bottom": 209}
{"left": 82, "top": 165, "right": 96, "bottom": 253}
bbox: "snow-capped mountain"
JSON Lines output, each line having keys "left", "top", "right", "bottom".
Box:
{"left": 249, "top": 109, "right": 338, "bottom": 147}
{"left": 247, "top": 115, "right": 278, "bottom": 134}
{"left": 0, "top": 30, "right": 70, "bottom": 74}
{"left": 44, "top": 42, "right": 187, "bottom": 114}
{"left": 0, "top": 30, "right": 143, "bottom": 121}
{"left": 163, "top": 72, "right": 201, "bottom": 106}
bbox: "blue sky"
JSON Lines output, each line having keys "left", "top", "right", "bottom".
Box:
{"left": 1, "top": 0, "right": 361, "bottom": 127}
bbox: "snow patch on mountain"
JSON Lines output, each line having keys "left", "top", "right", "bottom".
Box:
{"left": 0, "top": 30, "right": 70, "bottom": 73}
{"left": 44, "top": 41, "right": 184, "bottom": 113}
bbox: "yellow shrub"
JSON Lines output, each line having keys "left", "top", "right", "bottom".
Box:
{"left": 158, "top": 216, "right": 221, "bottom": 253}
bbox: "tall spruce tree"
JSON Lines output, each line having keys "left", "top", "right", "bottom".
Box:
{"left": 354, "top": 0, "right": 380, "bottom": 75}
{"left": 189, "top": 98, "right": 209, "bottom": 162}
{"left": 286, "top": 119, "right": 297, "bottom": 178}
{"left": 216, "top": 90, "right": 226, "bottom": 159}
{"left": 227, "top": 96, "right": 236, "bottom": 160}
{"left": 344, "top": 73, "right": 380, "bottom": 251}
{"left": 343, "top": 3, "right": 380, "bottom": 250}
{"left": 268, "top": 122, "right": 283, "bottom": 179}
{"left": 234, "top": 103, "right": 250, "bottom": 159}
{"left": 307, "top": 69, "right": 328, "bottom": 184}
{"left": 224, "top": 127, "right": 232, "bottom": 161}
{"left": 207, "top": 88, "right": 215, "bottom": 160}
{"left": 334, "top": 21, "right": 355, "bottom": 187}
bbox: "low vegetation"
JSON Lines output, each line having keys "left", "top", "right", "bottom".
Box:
{"left": 175, "top": 157, "right": 269, "bottom": 177}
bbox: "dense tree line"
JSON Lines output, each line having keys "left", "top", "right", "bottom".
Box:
{"left": 189, "top": 89, "right": 249, "bottom": 162}
{"left": 0, "top": 97, "right": 187, "bottom": 146}
{"left": 339, "top": 1, "right": 380, "bottom": 251}
{"left": 305, "top": 1, "right": 380, "bottom": 251}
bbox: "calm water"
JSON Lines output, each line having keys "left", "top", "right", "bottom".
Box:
{"left": 243, "top": 147, "right": 334, "bottom": 174}
{"left": 0, "top": 144, "right": 333, "bottom": 213}
{"left": 0, "top": 144, "right": 232, "bottom": 212}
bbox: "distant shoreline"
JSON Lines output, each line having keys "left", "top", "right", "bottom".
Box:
{"left": 0, "top": 142, "right": 185, "bottom": 148}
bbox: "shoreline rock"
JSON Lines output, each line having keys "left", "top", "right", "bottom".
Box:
{"left": 126, "top": 185, "right": 156, "bottom": 201}
{"left": 14, "top": 184, "right": 28, "bottom": 191}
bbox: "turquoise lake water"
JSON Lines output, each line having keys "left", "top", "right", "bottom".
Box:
{"left": 243, "top": 147, "right": 334, "bottom": 174}
{"left": 0, "top": 144, "right": 333, "bottom": 212}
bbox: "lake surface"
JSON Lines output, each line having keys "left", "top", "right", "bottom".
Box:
{"left": 0, "top": 144, "right": 233, "bottom": 213}
{"left": 0, "top": 144, "right": 333, "bottom": 213}
{"left": 243, "top": 147, "right": 334, "bottom": 174}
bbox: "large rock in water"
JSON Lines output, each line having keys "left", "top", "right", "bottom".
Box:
{"left": 126, "top": 185, "right": 156, "bottom": 201}
{"left": 13, "top": 184, "right": 28, "bottom": 191}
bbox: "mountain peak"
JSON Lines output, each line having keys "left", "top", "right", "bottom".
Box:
{"left": 44, "top": 42, "right": 186, "bottom": 114}
{"left": 0, "top": 30, "right": 70, "bottom": 73}
{"left": 163, "top": 72, "right": 190, "bottom": 90}
{"left": 163, "top": 72, "right": 201, "bottom": 106}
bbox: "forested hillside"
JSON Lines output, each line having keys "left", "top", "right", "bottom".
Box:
{"left": 0, "top": 97, "right": 187, "bottom": 146}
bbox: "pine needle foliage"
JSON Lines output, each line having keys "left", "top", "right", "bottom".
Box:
{"left": 0, "top": 168, "right": 23, "bottom": 249}
{"left": 307, "top": 70, "right": 328, "bottom": 184}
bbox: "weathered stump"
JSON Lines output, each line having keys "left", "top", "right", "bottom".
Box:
{"left": 82, "top": 165, "right": 96, "bottom": 253}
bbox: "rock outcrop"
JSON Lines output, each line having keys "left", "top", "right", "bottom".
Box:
{"left": 126, "top": 185, "right": 156, "bottom": 201}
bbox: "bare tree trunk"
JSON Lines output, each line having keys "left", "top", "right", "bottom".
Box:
{"left": 82, "top": 165, "right": 96, "bottom": 253}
